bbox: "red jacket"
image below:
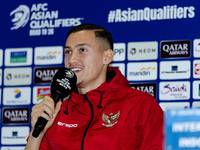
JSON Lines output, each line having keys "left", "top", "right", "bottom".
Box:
{"left": 40, "top": 67, "right": 164, "bottom": 150}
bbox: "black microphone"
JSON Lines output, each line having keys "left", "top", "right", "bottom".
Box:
{"left": 32, "top": 67, "right": 77, "bottom": 137}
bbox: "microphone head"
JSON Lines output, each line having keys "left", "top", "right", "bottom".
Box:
{"left": 51, "top": 67, "right": 77, "bottom": 98}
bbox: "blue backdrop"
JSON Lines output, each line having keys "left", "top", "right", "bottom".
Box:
{"left": 0, "top": 0, "right": 200, "bottom": 149}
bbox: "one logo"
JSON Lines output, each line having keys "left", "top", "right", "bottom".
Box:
{"left": 102, "top": 111, "right": 120, "bottom": 127}
{"left": 1, "top": 126, "right": 29, "bottom": 144}
{"left": 6, "top": 74, "right": 12, "bottom": 80}
{"left": 10, "top": 51, "right": 27, "bottom": 63}
{"left": 10, "top": 5, "right": 30, "bottom": 30}
{"left": 128, "top": 41, "right": 158, "bottom": 60}
{"left": 113, "top": 43, "right": 126, "bottom": 61}
{"left": 12, "top": 131, "right": 18, "bottom": 136}
{"left": 57, "top": 121, "right": 78, "bottom": 128}
{"left": 14, "top": 89, "right": 21, "bottom": 98}
{"left": 3, "top": 87, "right": 31, "bottom": 105}
{"left": 159, "top": 81, "right": 190, "bottom": 100}
{"left": 34, "top": 46, "right": 63, "bottom": 65}
{"left": 4, "top": 68, "right": 32, "bottom": 86}
{"left": 130, "top": 48, "right": 136, "bottom": 55}
{"left": 195, "top": 63, "right": 200, "bottom": 75}
{"left": 172, "top": 66, "right": 178, "bottom": 71}
{"left": 161, "top": 40, "right": 191, "bottom": 58}
{"left": 3, "top": 107, "right": 30, "bottom": 124}
{"left": 131, "top": 83, "right": 157, "bottom": 98}
{"left": 37, "top": 88, "right": 51, "bottom": 101}
{"left": 65, "top": 70, "right": 74, "bottom": 78}
{"left": 140, "top": 67, "right": 156, "bottom": 71}
{"left": 127, "top": 62, "right": 157, "bottom": 81}
{"left": 34, "top": 67, "right": 60, "bottom": 84}
{"left": 160, "top": 61, "right": 190, "bottom": 79}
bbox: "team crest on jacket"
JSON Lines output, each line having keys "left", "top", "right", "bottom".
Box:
{"left": 102, "top": 111, "right": 120, "bottom": 127}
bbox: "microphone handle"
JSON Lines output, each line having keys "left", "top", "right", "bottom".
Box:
{"left": 32, "top": 92, "right": 62, "bottom": 138}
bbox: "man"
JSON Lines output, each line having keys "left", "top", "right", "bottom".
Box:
{"left": 25, "top": 23, "right": 164, "bottom": 150}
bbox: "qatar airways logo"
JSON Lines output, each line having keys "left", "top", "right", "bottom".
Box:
{"left": 159, "top": 82, "right": 190, "bottom": 100}
{"left": 57, "top": 121, "right": 78, "bottom": 128}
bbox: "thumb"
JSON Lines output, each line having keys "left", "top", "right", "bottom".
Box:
{"left": 55, "top": 101, "right": 62, "bottom": 115}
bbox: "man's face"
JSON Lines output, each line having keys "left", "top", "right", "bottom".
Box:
{"left": 64, "top": 30, "right": 107, "bottom": 91}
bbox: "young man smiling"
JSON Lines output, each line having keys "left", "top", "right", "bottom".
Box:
{"left": 25, "top": 23, "right": 164, "bottom": 150}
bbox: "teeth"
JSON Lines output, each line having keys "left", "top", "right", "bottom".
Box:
{"left": 71, "top": 68, "right": 82, "bottom": 72}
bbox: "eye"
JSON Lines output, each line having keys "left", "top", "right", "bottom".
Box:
{"left": 80, "top": 48, "right": 86, "bottom": 52}
{"left": 65, "top": 50, "right": 72, "bottom": 55}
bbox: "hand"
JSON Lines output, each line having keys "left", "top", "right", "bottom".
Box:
{"left": 31, "top": 96, "right": 62, "bottom": 135}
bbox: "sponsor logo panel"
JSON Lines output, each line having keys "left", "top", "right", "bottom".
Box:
{"left": 193, "top": 60, "right": 200, "bottom": 78}
{"left": 110, "top": 63, "right": 125, "bottom": 76}
{"left": 34, "top": 46, "right": 63, "bottom": 65}
{"left": 128, "top": 41, "right": 158, "bottom": 60}
{"left": 0, "top": 49, "right": 3, "bottom": 67}
{"left": 0, "top": 68, "right": 2, "bottom": 86}
{"left": 3, "top": 87, "right": 31, "bottom": 105}
{"left": 4, "top": 67, "right": 32, "bottom": 86}
{"left": 33, "top": 86, "right": 50, "bottom": 104}
{"left": 159, "top": 81, "right": 190, "bottom": 100}
{"left": 159, "top": 102, "right": 190, "bottom": 112}
{"left": 192, "top": 81, "right": 200, "bottom": 99}
{"left": 34, "top": 66, "right": 60, "bottom": 84}
{"left": 193, "top": 39, "right": 200, "bottom": 58}
{"left": 130, "top": 83, "right": 156, "bottom": 99}
{"left": 1, "top": 146, "right": 25, "bottom": 150}
{"left": 1, "top": 126, "right": 29, "bottom": 144}
{"left": 160, "top": 61, "right": 190, "bottom": 79}
{"left": 161, "top": 40, "right": 190, "bottom": 58}
{"left": 5, "top": 48, "right": 33, "bottom": 66}
{"left": 113, "top": 43, "right": 125, "bottom": 61}
{"left": 127, "top": 62, "right": 157, "bottom": 81}
{"left": 3, "top": 107, "right": 30, "bottom": 124}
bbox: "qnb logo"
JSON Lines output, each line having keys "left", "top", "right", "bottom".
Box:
{"left": 10, "top": 5, "right": 30, "bottom": 30}
{"left": 57, "top": 121, "right": 78, "bottom": 128}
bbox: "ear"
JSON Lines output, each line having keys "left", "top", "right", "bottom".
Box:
{"left": 103, "top": 49, "right": 114, "bottom": 65}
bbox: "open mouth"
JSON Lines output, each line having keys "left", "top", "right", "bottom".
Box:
{"left": 70, "top": 68, "right": 83, "bottom": 73}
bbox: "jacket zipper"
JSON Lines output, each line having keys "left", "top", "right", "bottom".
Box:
{"left": 81, "top": 94, "right": 94, "bottom": 150}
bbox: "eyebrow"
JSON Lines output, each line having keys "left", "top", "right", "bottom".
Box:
{"left": 64, "top": 43, "right": 91, "bottom": 49}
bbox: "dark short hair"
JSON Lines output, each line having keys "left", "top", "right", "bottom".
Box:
{"left": 68, "top": 23, "right": 113, "bottom": 50}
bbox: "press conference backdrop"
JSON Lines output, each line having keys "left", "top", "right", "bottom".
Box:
{"left": 0, "top": 0, "right": 200, "bottom": 149}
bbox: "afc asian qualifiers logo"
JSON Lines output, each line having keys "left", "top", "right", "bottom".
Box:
{"left": 10, "top": 3, "right": 83, "bottom": 36}
{"left": 10, "top": 5, "right": 30, "bottom": 30}
{"left": 102, "top": 111, "right": 120, "bottom": 127}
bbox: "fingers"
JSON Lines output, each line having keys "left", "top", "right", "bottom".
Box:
{"left": 31, "top": 96, "right": 55, "bottom": 122}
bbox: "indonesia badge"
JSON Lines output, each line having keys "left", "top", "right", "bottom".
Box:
{"left": 102, "top": 111, "right": 120, "bottom": 127}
